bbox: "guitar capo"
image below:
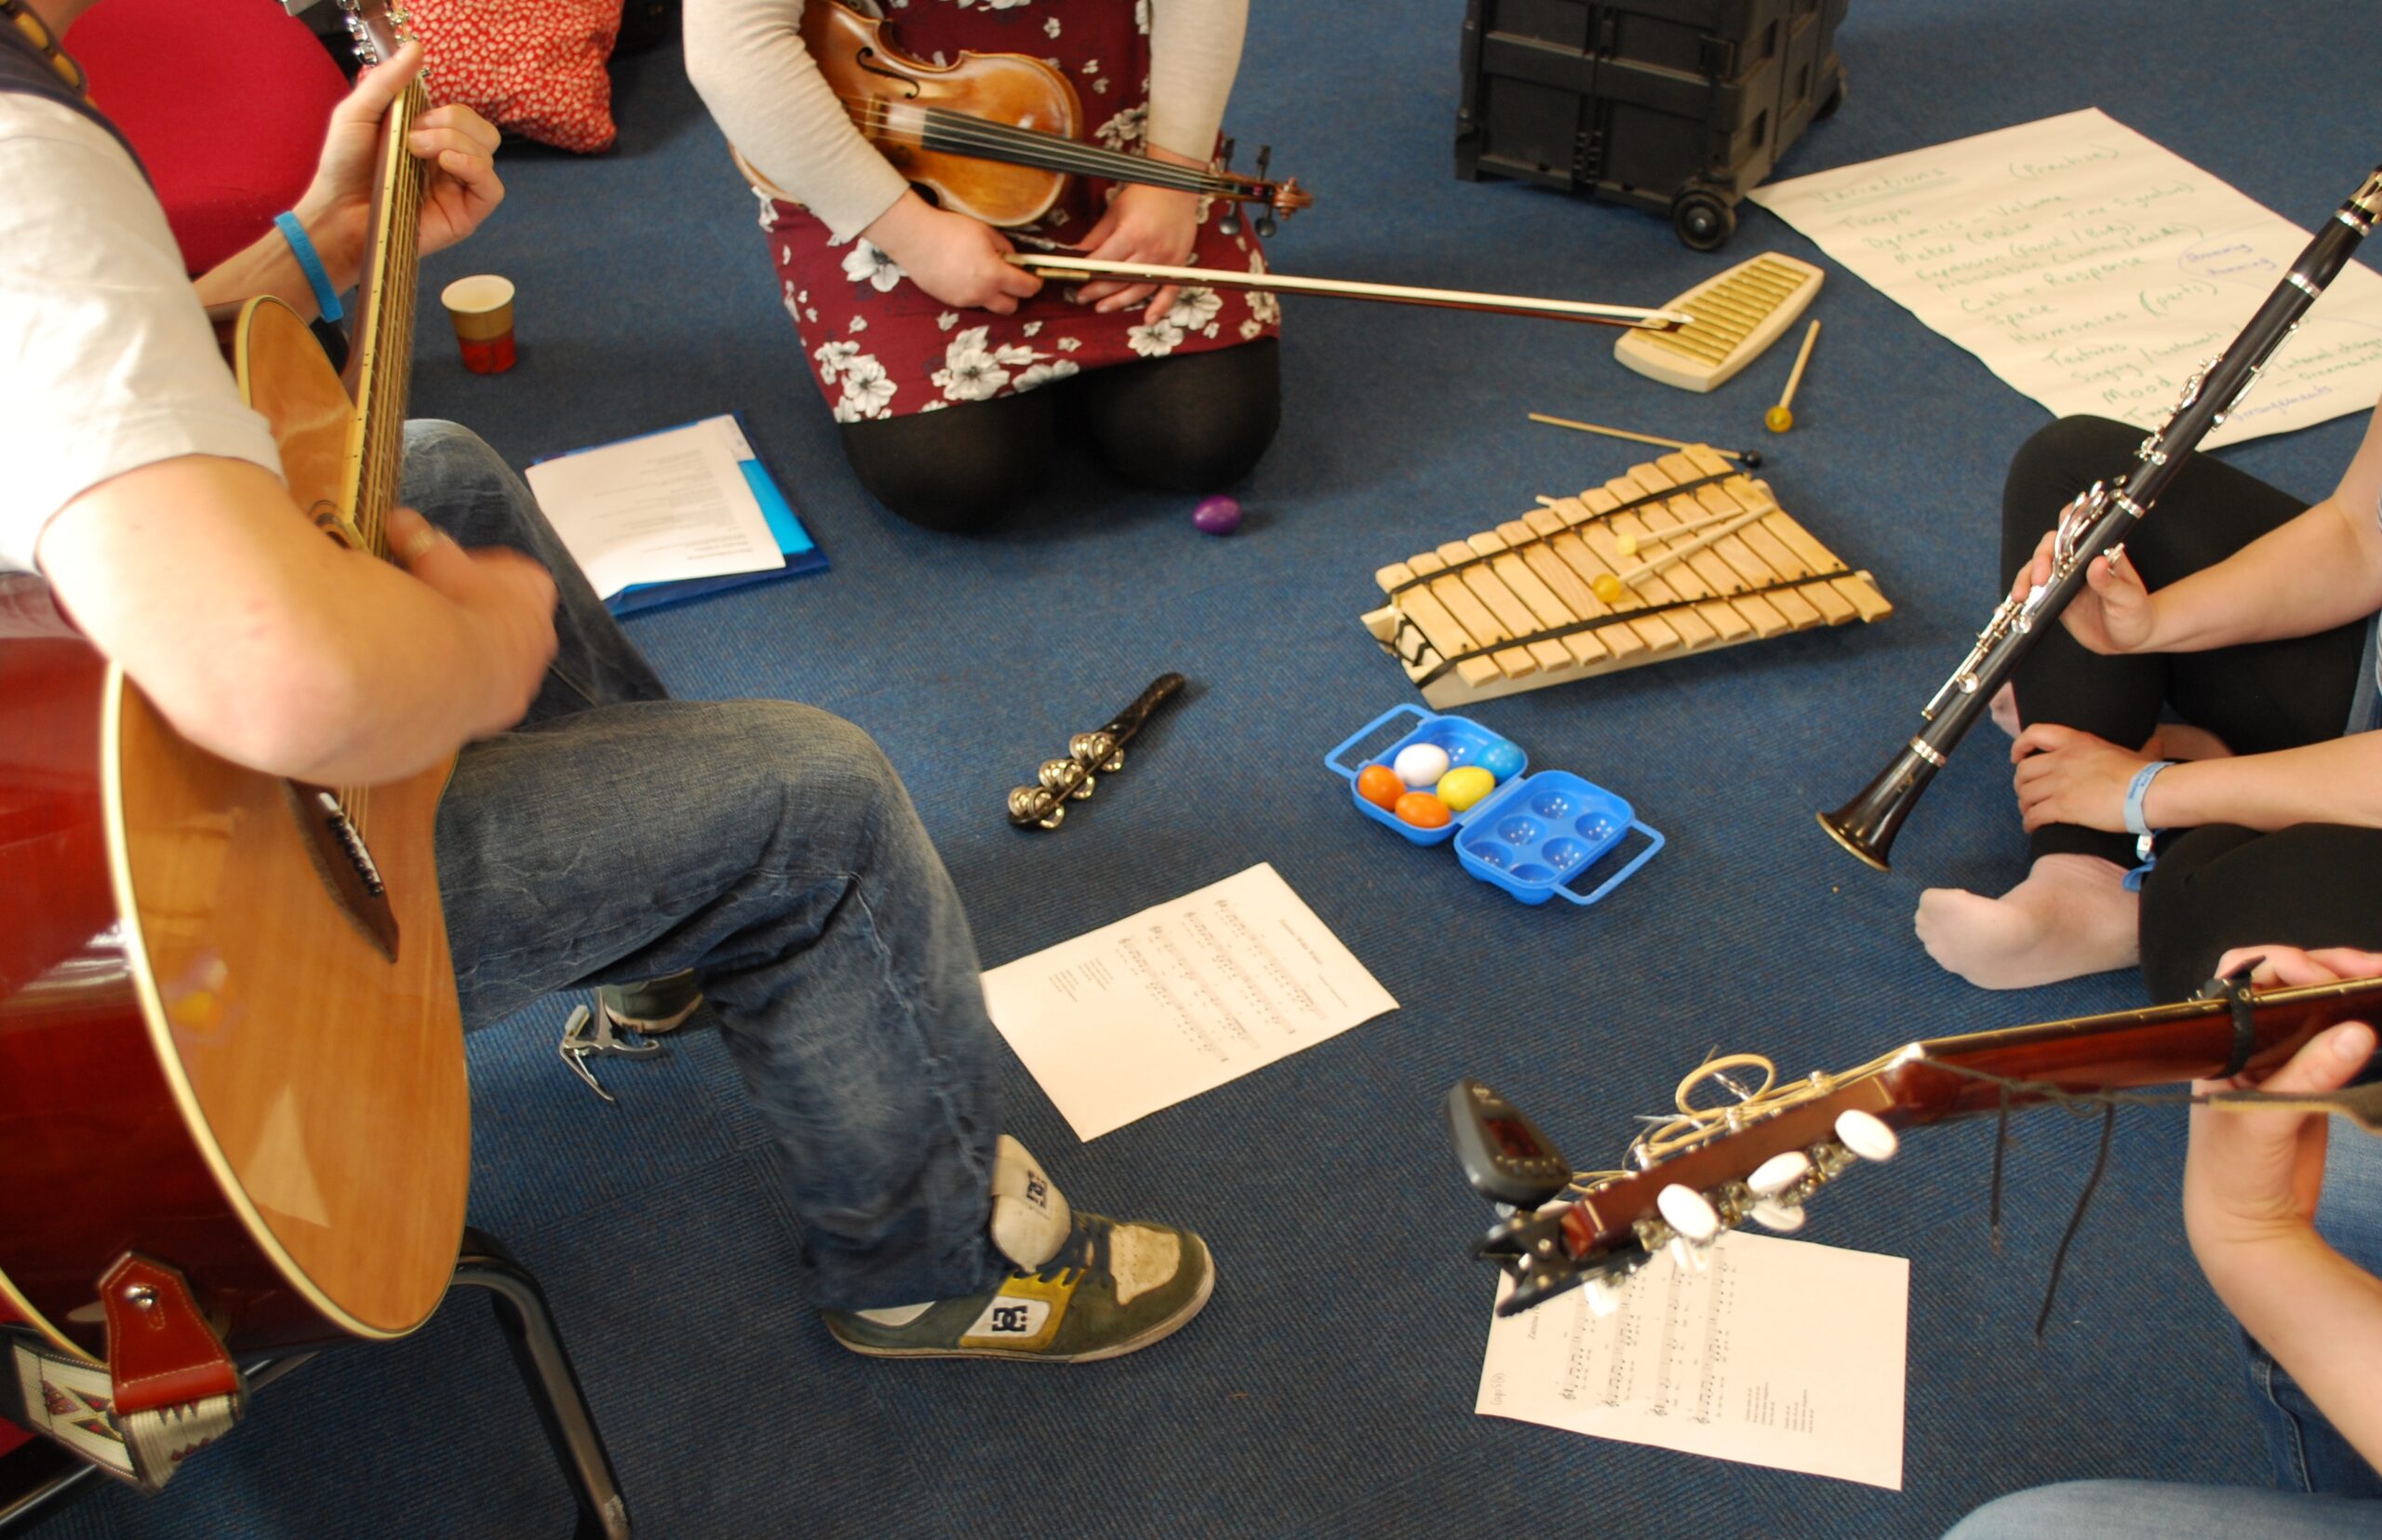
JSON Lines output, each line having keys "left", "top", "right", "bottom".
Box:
{"left": 1005, "top": 673, "right": 1186, "bottom": 830}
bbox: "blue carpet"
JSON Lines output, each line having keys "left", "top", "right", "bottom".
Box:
{"left": 49, "top": 2, "right": 2382, "bottom": 1535}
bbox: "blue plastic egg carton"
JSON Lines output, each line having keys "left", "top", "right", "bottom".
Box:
{"left": 1323, "top": 704, "right": 1663, "bottom": 907}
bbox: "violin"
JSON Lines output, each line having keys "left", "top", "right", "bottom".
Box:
{"left": 802, "top": 0, "right": 1310, "bottom": 234}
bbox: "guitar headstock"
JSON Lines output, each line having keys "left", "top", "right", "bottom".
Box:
{"left": 1453, "top": 1067, "right": 1905, "bottom": 1319}
{"left": 330, "top": 0, "right": 412, "bottom": 69}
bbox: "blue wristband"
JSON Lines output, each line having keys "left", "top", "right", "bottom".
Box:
{"left": 273, "top": 211, "right": 343, "bottom": 325}
{"left": 2122, "top": 758, "right": 2175, "bottom": 838}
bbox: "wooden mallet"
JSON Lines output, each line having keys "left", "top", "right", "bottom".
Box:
{"left": 1766, "top": 320, "right": 1821, "bottom": 434}
{"left": 1528, "top": 412, "right": 1762, "bottom": 468}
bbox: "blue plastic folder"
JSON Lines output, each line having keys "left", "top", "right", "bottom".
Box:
{"left": 531, "top": 413, "right": 828, "bottom": 617}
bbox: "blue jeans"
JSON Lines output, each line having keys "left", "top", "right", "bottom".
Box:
{"left": 402, "top": 422, "right": 1003, "bottom": 1311}
{"left": 1946, "top": 1119, "right": 2382, "bottom": 1535}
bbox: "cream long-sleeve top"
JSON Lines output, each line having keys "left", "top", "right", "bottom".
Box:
{"left": 685, "top": 0, "right": 1251, "bottom": 243}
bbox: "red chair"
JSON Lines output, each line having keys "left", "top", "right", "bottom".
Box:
{"left": 66, "top": 0, "right": 351, "bottom": 275}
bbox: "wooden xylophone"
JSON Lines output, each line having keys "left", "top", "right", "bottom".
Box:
{"left": 1360, "top": 444, "right": 1890, "bottom": 708}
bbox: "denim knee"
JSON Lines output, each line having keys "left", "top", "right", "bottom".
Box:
{"left": 401, "top": 418, "right": 508, "bottom": 491}
{"left": 716, "top": 701, "right": 914, "bottom": 861}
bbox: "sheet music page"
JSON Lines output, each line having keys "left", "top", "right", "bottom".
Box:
{"left": 524, "top": 417, "right": 784, "bottom": 599}
{"left": 981, "top": 864, "right": 1398, "bottom": 1141}
{"left": 1477, "top": 1233, "right": 1908, "bottom": 1489}
{"left": 1747, "top": 109, "right": 2382, "bottom": 446}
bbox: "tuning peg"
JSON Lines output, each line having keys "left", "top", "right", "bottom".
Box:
{"left": 1834, "top": 1109, "right": 1899, "bottom": 1163}
{"left": 1583, "top": 1277, "right": 1620, "bottom": 1318}
{"left": 1748, "top": 1199, "right": 1806, "bottom": 1233}
{"left": 1747, "top": 1151, "right": 1811, "bottom": 1198}
{"left": 1254, "top": 213, "right": 1278, "bottom": 239}
{"left": 1656, "top": 1184, "right": 1720, "bottom": 1243}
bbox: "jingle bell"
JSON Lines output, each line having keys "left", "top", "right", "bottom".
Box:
{"left": 1068, "top": 731, "right": 1123, "bottom": 771}
{"left": 1040, "top": 759, "right": 1095, "bottom": 799}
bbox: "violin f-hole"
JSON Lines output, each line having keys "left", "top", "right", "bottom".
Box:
{"left": 854, "top": 47, "right": 921, "bottom": 99}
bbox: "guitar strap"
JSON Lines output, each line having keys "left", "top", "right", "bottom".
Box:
{"left": 0, "top": 11, "right": 149, "bottom": 181}
{"left": 2, "top": 1257, "right": 245, "bottom": 1493}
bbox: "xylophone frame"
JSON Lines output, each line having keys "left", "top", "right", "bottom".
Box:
{"left": 1361, "top": 445, "right": 1890, "bottom": 709}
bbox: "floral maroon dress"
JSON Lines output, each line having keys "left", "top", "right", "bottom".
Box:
{"left": 756, "top": 0, "right": 1280, "bottom": 422}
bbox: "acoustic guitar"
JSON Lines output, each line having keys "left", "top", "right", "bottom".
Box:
{"left": 0, "top": 0, "right": 465, "bottom": 1462}
{"left": 1452, "top": 972, "right": 2382, "bottom": 1319}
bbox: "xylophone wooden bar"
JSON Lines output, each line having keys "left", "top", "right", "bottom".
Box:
{"left": 1360, "top": 445, "right": 1891, "bottom": 707}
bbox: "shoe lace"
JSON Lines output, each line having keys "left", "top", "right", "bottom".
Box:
{"left": 1024, "top": 1213, "right": 1115, "bottom": 1291}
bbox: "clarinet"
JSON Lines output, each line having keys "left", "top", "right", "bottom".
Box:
{"left": 1821, "top": 165, "right": 2382, "bottom": 872}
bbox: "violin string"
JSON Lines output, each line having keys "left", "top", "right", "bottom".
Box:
{"left": 884, "top": 103, "right": 1224, "bottom": 191}
{"left": 836, "top": 96, "right": 1237, "bottom": 197}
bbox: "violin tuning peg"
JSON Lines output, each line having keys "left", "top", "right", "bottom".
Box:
{"left": 1834, "top": 1109, "right": 1899, "bottom": 1163}
{"left": 1218, "top": 209, "right": 1243, "bottom": 237}
{"left": 1254, "top": 215, "right": 1278, "bottom": 240}
{"left": 1218, "top": 135, "right": 1236, "bottom": 169}
{"left": 1749, "top": 1199, "right": 1807, "bottom": 1233}
{"left": 1254, "top": 143, "right": 1272, "bottom": 180}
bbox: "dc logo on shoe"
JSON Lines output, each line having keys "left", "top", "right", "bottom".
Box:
{"left": 1024, "top": 1172, "right": 1049, "bottom": 1210}
{"left": 964, "top": 1295, "right": 1051, "bottom": 1343}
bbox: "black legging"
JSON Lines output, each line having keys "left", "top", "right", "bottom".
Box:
{"left": 837, "top": 338, "right": 1281, "bottom": 532}
{"left": 2001, "top": 415, "right": 2382, "bottom": 998}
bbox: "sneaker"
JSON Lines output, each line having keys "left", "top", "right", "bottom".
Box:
{"left": 821, "top": 1137, "right": 1214, "bottom": 1363}
{"left": 596, "top": 970, "right": 703, "bottom": 1034}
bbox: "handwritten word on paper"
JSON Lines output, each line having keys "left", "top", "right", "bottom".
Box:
{"left": 1748, "top": 109, "right": 2382, "bottom": 447}
{"left": 1478, "top": 1233, "right": 1909, "bottom": 1489}
{"left": 981, "top": 864, "right": 1398, "bottom": 1141}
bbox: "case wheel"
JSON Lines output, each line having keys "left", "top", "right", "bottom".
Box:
{"left": 1670, "top": 185, "right": 1735, "bottom": 251}
{"left": 1815, "top": 66, "right": 1849, "bottom": 121}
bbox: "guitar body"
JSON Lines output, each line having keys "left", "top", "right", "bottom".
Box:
{"left": 0, "top": 297, "right": 467, "bottom": 1363}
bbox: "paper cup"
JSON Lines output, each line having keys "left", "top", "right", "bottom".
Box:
{"left": 441, "top": 275, "right": 516, "bottom": 374}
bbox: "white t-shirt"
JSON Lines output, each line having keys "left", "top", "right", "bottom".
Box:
{"left": 0, "top": 92, "right": 283, "bottom": 575}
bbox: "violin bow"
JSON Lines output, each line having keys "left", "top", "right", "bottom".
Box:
{"left": 1008, "top": 255, "right": 1693, "bottom": 330}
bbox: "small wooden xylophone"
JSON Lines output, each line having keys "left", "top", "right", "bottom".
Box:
{"left": 1360, "top": 445, "right": 1890, "bottom": 708}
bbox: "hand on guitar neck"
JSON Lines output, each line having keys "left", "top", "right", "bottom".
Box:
{"left": 192, "top": 41, "right": 503, "bottom": 324}
{"left": 2182, "top": 944, "right": 2382, "bottom": 1474}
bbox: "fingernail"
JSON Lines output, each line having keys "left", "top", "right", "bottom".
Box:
{"left": 2336, "top": 1024, "right": 2375, "bottom": 1060}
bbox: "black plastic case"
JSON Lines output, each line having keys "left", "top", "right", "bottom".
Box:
{"left": 1454, "top": 0, "right": 1850, "bottom": 249}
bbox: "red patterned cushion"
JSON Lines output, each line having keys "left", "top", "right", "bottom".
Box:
{"left": 412, "top": 0, "right": 625, "bottom": 154}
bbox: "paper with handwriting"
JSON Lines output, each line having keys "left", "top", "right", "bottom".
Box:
{"left": 1747, "top": 109, "right": 2382, "bottom": 446}
{"left": 1478, "top": 1232, "right": 1908, "bottom": 1489}
{"left": 981, "top": 864, "right": 1398, "bottom": 1141}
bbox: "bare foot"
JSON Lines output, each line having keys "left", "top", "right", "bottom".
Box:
{"left": 2144, "top": 721, "right": 2233, "bottom": 762}
{"left": 1989, "top": 683, "right": 2020, "bottom": 740}
{"left": 1914, "top": 853, "right": 2139, "bottom": 989}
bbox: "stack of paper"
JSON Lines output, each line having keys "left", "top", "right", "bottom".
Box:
{"left": 524, "top": 414, "right": 824, "bottom": 613}
{"left": 1746, "top": 109, "right": 2382, "bottom": 447}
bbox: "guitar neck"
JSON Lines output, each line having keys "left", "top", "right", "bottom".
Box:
{"left": 1890, "top": 973, "right": 2382, "bottom": 1120}
{"left": 339, "top": 77, "right": 430, "bottom": 561}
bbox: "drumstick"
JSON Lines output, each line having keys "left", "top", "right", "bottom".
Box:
{"left": 1765, "top": 321, "right": 1821, "bottom": 434}
{"left": 1590, "top": 504, "right": 1771, "bottom": 604}
{"left": 1527, "top": 412, "right": 1762, "bottom": 468}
